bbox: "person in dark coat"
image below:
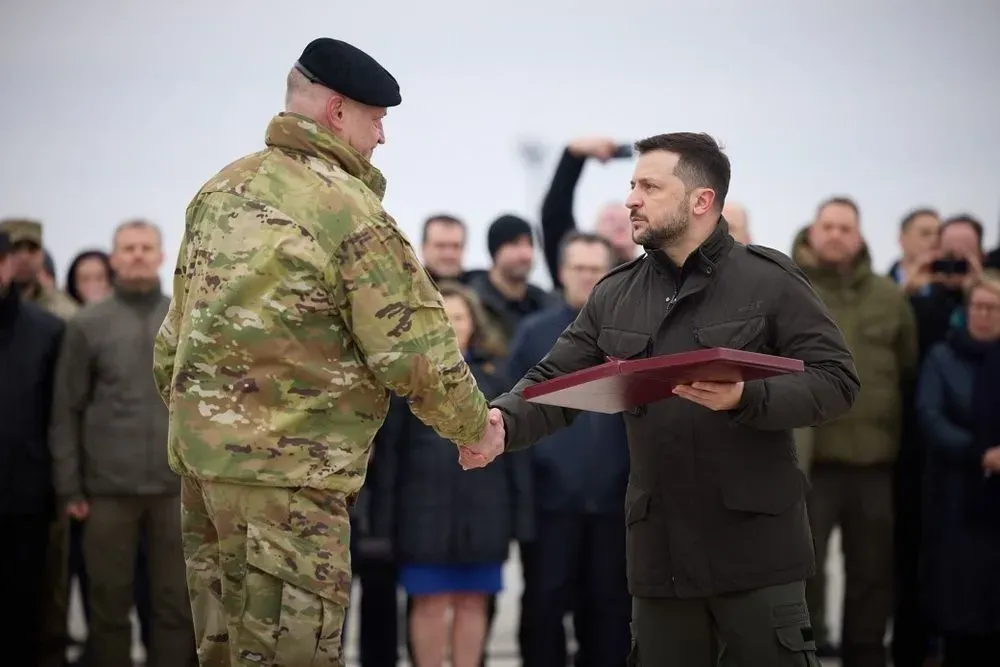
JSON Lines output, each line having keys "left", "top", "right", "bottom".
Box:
{"left": 371, "top": 282, "right": 533, "bottom": 667}
{"left": 916, "top": 272, "right": 1000, "bottom": 666}
{"left": 492, "top": 133, "right": 860, "bottom": 666}
{"left": 0, "top": 230, "right": 65, "bottom": 666}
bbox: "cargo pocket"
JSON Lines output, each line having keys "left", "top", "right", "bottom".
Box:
{"left": 239, "top": 519, "right": 351, "bottom": 666}
{"left": 774, "top": 622, "right": 821, "bottom": 666}
{"left": 625, "top": 489, "right": 668, "bottom": 586}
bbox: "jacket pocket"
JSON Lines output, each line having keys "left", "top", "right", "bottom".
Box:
{"left": 625, "top": 488, "right": 670, "bottom": 586}
{"left": 720, "top": 465, "right": 806, "bottom": 515}
{"left": 693, "top": 315, "right": 767, "bottom": 351}
{"left": 598, "top": 327, "right": 651, "bottom": 360}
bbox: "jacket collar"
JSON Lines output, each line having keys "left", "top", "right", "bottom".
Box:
{"left": 113, "top": 280, "right": 163, "bottom": 309}
{"left": 647, "top": 216, "right": 734, "bottom": 279}
{"left": 264, "top": 112, "right": 387, "bottom": 199}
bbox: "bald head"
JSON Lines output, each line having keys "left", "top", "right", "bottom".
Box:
{"left": 722, "top": 202, "right": 751, "bottom": 244}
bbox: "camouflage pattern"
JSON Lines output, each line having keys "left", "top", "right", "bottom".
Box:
{"left": 152, "top": 111, "right": 490, "bottom": 496}
{"left": 0, "top": 218, "right": 78, "bottom": 320}
{"left": 181, "top": 477, "right": 349, "bottom": 666}
{"left": 25, "top": 283, "right": 78, "bottom": 320}
{"left": 0, "top": 217, "right": 43, "bottom": 245}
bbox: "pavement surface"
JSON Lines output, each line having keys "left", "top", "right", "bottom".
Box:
{"left": 68, "top": 530, "right": 848, "bottom": 666}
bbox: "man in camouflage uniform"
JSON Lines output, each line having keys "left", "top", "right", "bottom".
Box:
{"left": 153, "top": 38, "right": 505, "bottom": 667}
{"left": 0, "top": 217, "right": 76, "bottom": 667}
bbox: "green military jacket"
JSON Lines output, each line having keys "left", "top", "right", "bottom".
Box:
{"left": 791, "top": 227, "right": 918, "bottom": 465}
{"left": 153, "top": 113, "right": 489, "bottom": 495}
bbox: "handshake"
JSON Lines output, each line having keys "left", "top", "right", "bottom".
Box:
{"left": 458, "top": 408, "right": 506, "bottom": 470}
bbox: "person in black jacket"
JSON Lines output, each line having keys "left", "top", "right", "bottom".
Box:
{"left": 0, "top": 230, "right": 65, "bottom": 667}
{"left": 492, "top": 132, "right": 860, "bottom": 666}
{"left": 371, "top": 282, "right": 532, "bottom": 667}
{"left": 508, "top": 231, "right": 631, "bottom": 667}
{"left": 915, "top": 272, "right": 1000, "bottom": 665}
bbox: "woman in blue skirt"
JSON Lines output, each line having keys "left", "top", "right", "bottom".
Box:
{"left": 370, "top": 282, "right": 532, "bottom": 667}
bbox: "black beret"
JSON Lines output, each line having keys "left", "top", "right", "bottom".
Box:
{"left": 295, "top": 38, "right": 401, "bottom": 108}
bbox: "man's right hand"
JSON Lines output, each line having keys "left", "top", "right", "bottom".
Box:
{"left": 458, "top": 408, "right": 506, "bottom": 470}
{"left": 66, "top": 500, "right": 90, "bottom": 520}
{"left": 567, "top": 137, "right": 619, "bottom": 162}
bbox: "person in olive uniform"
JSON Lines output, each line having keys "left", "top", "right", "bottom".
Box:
{"left": 491, "top": 132, "right": 861, "bottom": 666}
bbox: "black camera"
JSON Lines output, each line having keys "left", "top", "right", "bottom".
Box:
{"left": 930, "top": 258, "right": 969, "bottom": 275}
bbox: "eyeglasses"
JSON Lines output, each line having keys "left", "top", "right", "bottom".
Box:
{"left": 969, "top": 302, "right": 1000, "bottom": 314}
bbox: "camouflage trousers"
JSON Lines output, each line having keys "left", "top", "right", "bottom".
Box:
{"left": 180, "top": 477, "right": 353, "bottom": 666}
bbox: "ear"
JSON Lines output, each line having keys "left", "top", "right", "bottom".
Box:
{"left": 690, "top": 188, "right": 716, "bottom": 216}
{"left": 325, "top": 95, "right": 347, "bottom": 131}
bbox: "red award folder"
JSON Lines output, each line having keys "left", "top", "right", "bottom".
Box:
{"left": 522, "top": 347, "right": 804, "bottom": 414}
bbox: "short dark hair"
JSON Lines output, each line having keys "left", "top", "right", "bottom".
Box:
{"left": 941, "top": 214, "right": 984, "bottom": 246}
{"left": 421, "top": 214, "right": 466, "bottom": 243}
{"left": 816, "top": 196, "right": 860, "bottom": 221}
{"left": 899, "top": 207, "right": 939, "bottom": 232}
{"left": 633, "top": 133, "right": 731, "bottom": 210}
{"left": 557, "top": 231, "right": 614, "bottom": 267}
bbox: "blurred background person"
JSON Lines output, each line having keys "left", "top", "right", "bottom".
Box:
{"left": 421, "top": 214, "right": 470, "bottom": 283}
{"left": 65, "top": 250, "right": 113, "bottom": 305}
{"left": 507, "top": 232, "right": 630, "bottom": 667}
{"left": 539, "top": 136, "right": 637, "bottom": 289}
{"left": 49, "top": 220, "right": 194, "bottom": 667}
{"left": 721, "top": 202, "right": 752, "bottom": 245}
{"left": 916, "top": 271, "right": 1000, "bottom": 666}
{"left": 0, "top": 229, "right": 65, "bottom": 666}
{"left": 372, "top": 283, "right": 532, "bottom": 667}
{"left": 792, "top": 196, "right": 918, "bottom": 666}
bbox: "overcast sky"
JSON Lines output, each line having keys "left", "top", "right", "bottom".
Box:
{"left": 1, "top": 0, "right": 997, "bottom": 288}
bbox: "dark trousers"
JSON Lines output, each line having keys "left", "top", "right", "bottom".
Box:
{"left": 70, "top": 517, "right": 153, "bottom": 649}
{"left": 39, "top": 515, "right": 70, "bottom": 667}
{"left": 943, "top": 633, "right": 1000, "bottom": 666}
{"left": 521, "top": 511, "right": 631, "bottom": 667}
{"left": 892, "top": 453, "right": 933, "bottom": 667}
{"left": 806, "top": 463, "right": 894, "bottom": 667}
{"left": 84, "top": 495, "right": 195, "bottom": 667}
{"left": 345, "top": 557, "right": 399, "bottom": 667}
{"left": 630, "top": 581, "right": 819, "bottom": 666}
{"left": 0, "top": 514, "right": 52, "bottom": 667}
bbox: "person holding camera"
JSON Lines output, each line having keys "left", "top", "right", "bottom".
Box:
{"left": 908, "top": 215, "right": 988, "bottom": 360}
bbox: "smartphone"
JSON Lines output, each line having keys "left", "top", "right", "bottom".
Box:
{"left": 930, "top": 258, "right": 969, "bottom": 274}
{"left": 611, "top": 144, "right": 634, "bottom": 159}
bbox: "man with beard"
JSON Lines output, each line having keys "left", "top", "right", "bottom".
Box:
{"left": 465, "top": 214, "right": 555, "bottom": 345}
{"left": 490, "top": 132, "right": 860, "bottom": 665}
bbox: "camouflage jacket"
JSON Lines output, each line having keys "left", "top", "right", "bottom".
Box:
{"left": 152, "top": 112, "right": 489, "bottom": 493}
{"left": 20, "top": 282, "right": 78, "bottom": 321}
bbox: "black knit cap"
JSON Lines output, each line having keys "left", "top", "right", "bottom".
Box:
{"left": 295, "top": 38, "right": 401, "bottom": 108}
{"left": 487, "top": 215, "right": 533, "bottom": 258}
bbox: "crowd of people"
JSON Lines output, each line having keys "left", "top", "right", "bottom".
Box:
{"left": 3, "top": 140, "right": 999, "bottom": 667}
{"left": 3, "top": 43, "right": 1000, "bottom": 667}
